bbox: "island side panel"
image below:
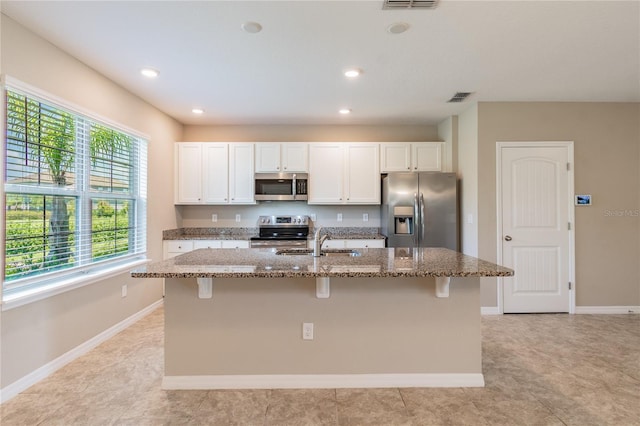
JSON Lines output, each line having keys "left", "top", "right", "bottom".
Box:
{"left": 164, "top": 276, "right": 481, "bottom": 377}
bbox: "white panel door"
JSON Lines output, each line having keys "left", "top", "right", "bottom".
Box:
{"left": 501, "top": 145, "right": 571, "bottom": 313}
{"left": 282, "top": 143, "right": 308, "bottom": 172}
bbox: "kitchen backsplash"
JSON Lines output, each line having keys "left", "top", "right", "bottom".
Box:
{"left": 176, "top": 203, "right": 381, "bottom": 228}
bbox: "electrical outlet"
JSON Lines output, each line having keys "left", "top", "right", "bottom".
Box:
{"left": 337, "top": 213, "right": 343, "bottom": 222}
{"left": 212, "top": 214, "right": 218, "bottom": 222}
{"left": 121, "top": 284, "right": 127, "bottom": 298}
{"left": 310, "top": 214, "right": 317, "bottom": 222}
{"left": 235, "top": 214, "right": 241, "bottom": 222}
{"left": 302, "top": 322, "right": 314, "bottom": 340}
{"left": 363, "top": 213, "right": 369, "bottom": 222}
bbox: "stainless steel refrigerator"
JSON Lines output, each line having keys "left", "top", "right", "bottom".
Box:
{"left": 381, "top": 172, "right": 459, "bottom": 250}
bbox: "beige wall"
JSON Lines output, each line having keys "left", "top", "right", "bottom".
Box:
{"left": 0, "top": 15, "right": 182, "bottom": 388}
{"left": 182, "top": 124, "right": 439, "bottom": 143}
{"left": 476, "top": 102, "right": 640, "bottom": 307}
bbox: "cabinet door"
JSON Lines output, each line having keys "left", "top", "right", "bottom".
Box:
{"left": 282, "top": 143, "right": 308, "bottom": 172}
{"left": 203, "top": 143, "right": 229, "bottom": 203}
{"left": 308, "top": 143, "right": 344, "bottom": 204}
{"left": 175, "top": 143, "right": 203, "bottom": 204}
{"left": 255, "top": 143, "right": 281, "bottom": 172}
{"left": 412, "top": 142, "right": 442, "bottom": 171}
{"left": 229, "top": 143, "right": 255, "bottom": 204}
{"left": 345, "top": 143, "right": 380, "bottom": 204}
{"left": 380, "top": 143, "right": 411, "bottom": 172}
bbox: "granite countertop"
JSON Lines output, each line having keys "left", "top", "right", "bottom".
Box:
{"left": 132, "top": 247, "right": 513, "bottom": 279}
{"left": 162, "top": 227, "right": 386, "bottom": 241}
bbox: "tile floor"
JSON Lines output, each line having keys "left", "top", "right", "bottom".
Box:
{"left": 1, "top": 307, "right": 638, "bottom": 425}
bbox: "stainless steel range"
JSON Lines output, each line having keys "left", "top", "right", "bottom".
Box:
{"left": 249, "top": 215, "right": 310, "bottom": 249}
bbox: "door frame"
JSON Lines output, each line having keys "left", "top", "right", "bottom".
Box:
{"left": 496, "top": 141, "right": 576, "bottom": 314}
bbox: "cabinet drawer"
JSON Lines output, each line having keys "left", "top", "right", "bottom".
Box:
{"left": 166, "top": 240, "right": 194, "bottom": 253}
{"left": 345, "top": 239, "right": 385, "bottom": 249}
{"left": 193, "top": 240, "right": 223, "bottom": 249}
{"left": 221, "top": 240, "right": 249, "bottom": 249}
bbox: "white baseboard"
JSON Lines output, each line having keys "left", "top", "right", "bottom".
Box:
{"left": 162, "top": 373, "right": 485, "bottom": 390}
{"left": 0, "top": 299, "right": 163, "bottom": 404}
{"left": 481, "top": 306, "right": 501, "bottom": 315}
{"left": 574, "top": 306, "right": 640, "bottom": 314}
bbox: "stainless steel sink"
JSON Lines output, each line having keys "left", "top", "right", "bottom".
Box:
{"left": 275, "top": 248, "right": 360, "bottom": 257}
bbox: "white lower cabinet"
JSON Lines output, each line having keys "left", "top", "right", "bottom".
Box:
{"left": 164, "top": 239, "right": 249, "bottom": 259}
{"left": 164, "top": 241, "right": 194, "bottom": 259}
{"left": 344, "top": 239, "right": 385, "bottom": 249}
{"left": 221, "top": 240, "right": 249, "bottom": 249}
{"left": 193, "top": 240, "right": 223, "bottom": 249}
{"left": 318, "top": 239, "right": 386, "bottom": 249}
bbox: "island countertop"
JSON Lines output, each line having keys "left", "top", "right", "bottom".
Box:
{"left": 131, "top": 247, "right": 513, "bottom": 279}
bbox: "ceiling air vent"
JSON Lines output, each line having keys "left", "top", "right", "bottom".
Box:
{"left": 383, "top": 0, "right": 439, "bottom": 9}
{"left": 447, "top": 92, "right": 473, "bottom": 103}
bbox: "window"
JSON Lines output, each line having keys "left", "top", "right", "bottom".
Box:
{"left": 4, "top": 85, "right": 147, "bottom": 294}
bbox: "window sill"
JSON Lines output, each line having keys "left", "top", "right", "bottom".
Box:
{"left": 1, "top": 257, "right": 151, "bottom": 311}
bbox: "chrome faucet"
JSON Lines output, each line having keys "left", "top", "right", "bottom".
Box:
{"left": 313, "top": 226, "right": 329, "bottom": 257}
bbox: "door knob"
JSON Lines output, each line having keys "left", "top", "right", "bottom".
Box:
{"left": 504, "top": 235, "right": 512, "bottom": 241}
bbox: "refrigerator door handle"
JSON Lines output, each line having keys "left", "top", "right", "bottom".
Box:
{"left": 413, "top": 192, "right": 420, "bottom": 247}
{"left": 419, "top": 192, "right": 425, "bottom": 246}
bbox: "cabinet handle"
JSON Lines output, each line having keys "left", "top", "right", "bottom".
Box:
{"left": 276, "top": 166, "right": 280, "bottom": 170}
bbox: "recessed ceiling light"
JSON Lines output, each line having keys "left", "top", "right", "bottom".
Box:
{"left": 192, "top": 108, "right": 204, "bottom": 115}
{"left": 387, "top": 22, "right": 410, "bottom": 34}
{"left": 241, "top": 22, "right": 263, "bottom": 33}
{"left": 140, "top": 67, "right": 159, "bottom": 78}
{"left": 339, "top": 108, "right": 352, "bottom": 115}
{"left": 344, "top": 69, "right": 362, "bottom": 78}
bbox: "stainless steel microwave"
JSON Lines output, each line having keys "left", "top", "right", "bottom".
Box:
{"left": 254, "top": 173, "right": 308, "bottom": 201}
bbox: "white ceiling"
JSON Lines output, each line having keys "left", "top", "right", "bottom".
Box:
{"left": 2, "top": 1, "right": 639, "bottom": 126}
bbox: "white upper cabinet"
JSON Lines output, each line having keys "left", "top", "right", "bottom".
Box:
{"left": 345, "top": 143, "right": 380, "bottom": 204}
{"left": 202, "top": 143, "right": 229, "bottom": 203}
{"left": 255, "top": 143, "right": 308, "bottom": 173}
{"left": 308, "top": 143, "right": 344, "bottom": 203}
{"left": 229, "top": 143, "right": 255, "bottom": 204}
{"left": 308, "top": 142, "right": 380, "bottom": 205}
{"left": 380, "top": 142, "right": 443, "bottom": 172}
{"left": 175, "top": 142, "right": 254, "bottom": 205}
{"left": 175, "top": 143, "right": 204, "bottom": 203}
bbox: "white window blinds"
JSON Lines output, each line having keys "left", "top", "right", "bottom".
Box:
{"left": 4, "top": 86, "right": 147, "bottom": 291}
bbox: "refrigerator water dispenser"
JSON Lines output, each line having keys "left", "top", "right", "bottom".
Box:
{"left": 393, "top": 206, "right": 414, "bottom": 235}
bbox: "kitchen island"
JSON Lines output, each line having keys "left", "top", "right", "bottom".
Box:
{"left": 132, "top": 247, "right": 512, "bottom": 390}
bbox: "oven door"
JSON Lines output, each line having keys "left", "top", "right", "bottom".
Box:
{"left": 250, "top": 239, "right": 308, "bottom": 249}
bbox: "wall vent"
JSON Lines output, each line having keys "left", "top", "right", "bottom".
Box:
{"left": 447, "top": 92, "right": 473, "bottom": 103}
{"left": 383, "top": 0, "right": 439, "bottom": 9}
